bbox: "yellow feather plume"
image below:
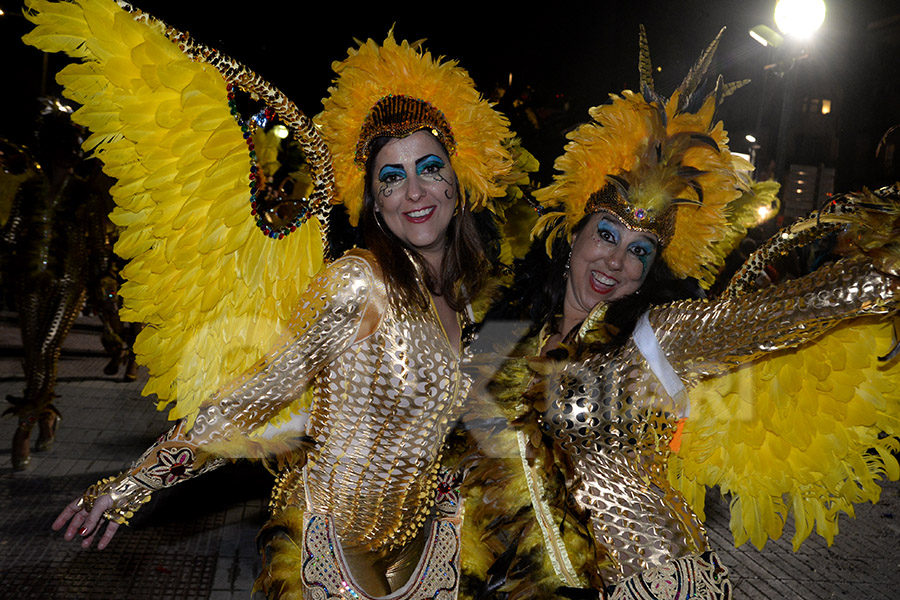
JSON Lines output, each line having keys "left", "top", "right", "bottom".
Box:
{"left": 533, "top": 32, "right": 772, "bottom": 288}
{"left": 670, "top": 317, "right": 900, "bottom": 550}
{"left": 23, "top": 0, "right": 326, "bottom": 425}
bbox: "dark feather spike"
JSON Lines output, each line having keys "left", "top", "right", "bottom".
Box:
{"left": 876, "top": 125, "right": 900, "bottom": 159}
{"left": 642, "top": 81, "right": 658, "bottom": 106}
{"left": 639, "top": 24, "right": 654, "bottom": 95}
{"left": 650, "top": 93, "right": 669, "bottom": 125}
{"left": 719, "top": 78, "right": 751, "bottom": 104}
{"left": 676, "top": 27, "right": 726, "bottom": 114}
{"left": 689, "top": 133, "right": 721, "bottom": 153}
{"left": 672, "top": 197, "right": 704, "bottom": 207}
{"left": 879, "top": 339, "right": 900, "bottom": 362}
{"left": 879, "top": 317, "right": 900, "bottom": 362}
{"left": 710, "top": 74, "right": 725, "bottom": 123}
{"left": 711, "top": 76, "right": 751, "bottom": 122}
{"left": 686, "top": 179, "right": 705, "bottom": 205}
{"left": 678, "top": 166, "right": 709, "bottom": 180}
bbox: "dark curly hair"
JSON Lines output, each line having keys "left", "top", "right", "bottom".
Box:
{"left": 486, "top": 213, "right": 704, "bottom": 346}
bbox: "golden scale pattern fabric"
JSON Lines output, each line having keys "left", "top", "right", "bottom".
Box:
{"left": 540, "top": 258, "right": 898, "bottom": 585}
{"left": 102, "top": 250, "right": 469, "bottom": 556}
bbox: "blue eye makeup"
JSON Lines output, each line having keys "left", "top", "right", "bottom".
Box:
{"left": 596, "top": 219, "right": 620, "bottom": 243}
{"left": 416, "top": 154, "right": 445, "bottom": 176}
{"left": 378, "top": 165, "right": 406, "bottom": 183}
{"left": 629, "top": 240, "right": 656, "bottom": 273}
{"left": 597, "top": 216, "right": 656, "bottom": 274}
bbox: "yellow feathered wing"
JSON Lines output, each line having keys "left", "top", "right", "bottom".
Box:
{"left": 23, "top": 0, "right": 328, "bottom": 426}
{"left": 670, "top": 317, "right": 900, "bottom": 550}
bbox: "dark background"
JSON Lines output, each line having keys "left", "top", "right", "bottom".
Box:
{"left": 3, "top": 0, "right": 900, "bottom": 189}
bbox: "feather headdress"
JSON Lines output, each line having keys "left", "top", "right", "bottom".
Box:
{"left": 534, "top": 27, "right": 777, "bottom": 288}
{"left": 316, "top": 32, "right": 517, "bottom": 226}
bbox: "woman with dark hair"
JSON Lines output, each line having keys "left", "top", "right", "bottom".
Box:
{"left": 472, "top": 30, "right": 900, "bottom": 600}
{"left": 494, "top": 212, "right": 704, "bottom": 350}
{"left": 358, "top": 133, "right": 496, "bottom": 327}
{"left": 25, "top": 1, "right": 520, "bottom": 596}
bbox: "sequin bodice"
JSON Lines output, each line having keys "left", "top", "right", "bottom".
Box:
{"left": 153, "top": 250, "right": 467, "bottom": 553}
{"left": 541, "top": 343, "right": 707, "bottom": 583}
{"left": 540, "top": 258, "right": 897, "bottom": 583}
{"left": 301, "top": 272, "right": 467, "bottom": 553}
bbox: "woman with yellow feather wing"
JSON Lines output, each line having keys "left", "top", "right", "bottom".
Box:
{"left": 467, "top": 27, "right": 900, "bottom": 599}
{"left": 23, "top": 0, "right": 525, "bottom": 596}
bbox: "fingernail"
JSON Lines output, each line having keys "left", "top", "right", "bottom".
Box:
{"left": 79, "top": 527, "right": 87, "bottom": 536}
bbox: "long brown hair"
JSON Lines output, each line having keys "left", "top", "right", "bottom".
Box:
{"left": 360, "top": 135, "right": 491, "bottom": 312}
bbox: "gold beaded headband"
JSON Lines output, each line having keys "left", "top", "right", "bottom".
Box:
{"left": 586, "top": 182, "right": 677, "bottom": 248}
{"left": 354, "top": 95, "right": 456, "bottom": 166}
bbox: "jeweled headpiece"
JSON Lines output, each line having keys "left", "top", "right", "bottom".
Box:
{"left": 317, "top": 32, "right": 516, "bottom": 226}
{"left": 534, "top": 27, "right": 778, "bottom": 287}
{"left": 355, "top": 95, "right": 455, "bottom": 165}
{"left": 585, "top": 182, "right": 678, "bottom": 247}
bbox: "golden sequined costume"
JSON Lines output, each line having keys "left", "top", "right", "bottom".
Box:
{"left": 544, "top": 258, "right": 896, "bottom": 582}
{"left": 23, "top": 0, "right": 523, "bottom": 597}
{"left": 478, "top": 228, "right": 900, "bottom": 600}
{"left": 466, "top": 28, "right": 900, "bottom": 600}
{"left": 85, "top": 249, "right": 472, "bottom": 594}
{"left": 471, "top": 197, "right": 900, "bottom": 599}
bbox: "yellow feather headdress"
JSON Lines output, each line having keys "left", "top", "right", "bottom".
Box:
{"left": 316, "top": 32, "right": 517, "bottom": 226}
{"left": 534, "top": 27, "right": 777, "bottom": 288}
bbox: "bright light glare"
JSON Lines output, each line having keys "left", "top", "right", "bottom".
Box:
{"left": 745, "top": 134, "right": 757, "bottom": 144}
{"left": 273, "top": 124, "right": 289, "bottom": 139}
{"left": 821, "top": 99, "right": 831, "bottom": 114}
{"left": 749, "top": 30, "right": 769, "bottom": 46}
{"left": 774, "top": 0, "right": 826, "bottom": 38}
{"left": 757, "top": 206, "right": 771, "bottom": 220}
{"left": 749, "top": 24, "right": 784, "bottom": 48}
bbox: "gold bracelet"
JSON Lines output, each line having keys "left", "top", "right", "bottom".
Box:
{"left": 76, "top": 473, "right": 154, "bottom": 526}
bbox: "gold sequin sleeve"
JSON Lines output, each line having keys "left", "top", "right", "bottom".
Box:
{"left": 80, "top": 253, "right": 380, "bottom": 521}
{"left": 650, "top": 258, "right": 898, "bottom": 380}
{"left": 185, "top": 253, "right": 379, "bottom": 445}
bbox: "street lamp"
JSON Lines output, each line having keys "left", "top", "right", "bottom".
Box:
{"left": 749, "top": 0, "right": 826, "bottom": 200}
{"left": 774, "top": 0, "right": 826, "bottom": 39}
{"left": 749, "top": 24, "right": 784, "bottom": 48}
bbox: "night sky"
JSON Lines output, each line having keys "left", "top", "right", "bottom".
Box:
{"left": 2, "top": 0, "right": 899, "bottom": 185}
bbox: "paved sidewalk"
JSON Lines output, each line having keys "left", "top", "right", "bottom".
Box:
{"left": 1, "top": 311, "right": 899, "bottom": 599}
{"left": 0, "top": 313, "right": 266, "bottom": 599}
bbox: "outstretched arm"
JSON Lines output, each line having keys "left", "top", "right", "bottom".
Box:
{"left": 52, "top": 420, "right": 219, "bottom": 549}
{"left": 54, "top": 254, "right": 382, "bottom": 547}
{"left": 650, "top": 257, "right": 898, "bottom": 380}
